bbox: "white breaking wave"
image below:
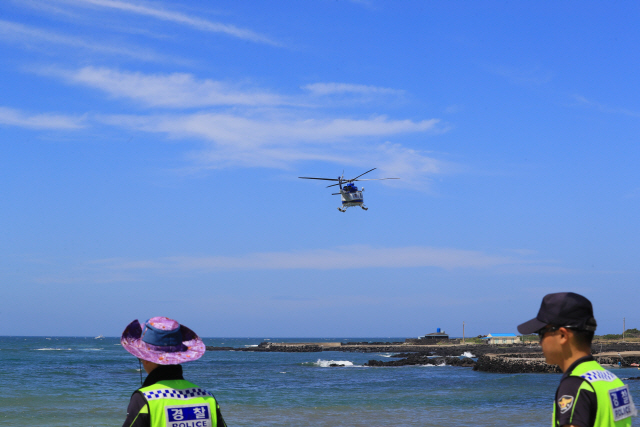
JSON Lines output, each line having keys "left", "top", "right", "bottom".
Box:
{"left": 34, "top": 348, "right": 72, "bottom": 351}
{"left": 378, "top": 353, "right": 394, "bottom": 358}
{"left": 244, "top": 345, "right": 258, "bottom": 348}
{"left": 313, "top": 359, "right": 355, "bottom": 367}
{"left": 421, "top": 362, "right": 447, "bottom": 367}
{"left": 461, "top": 351, "right": 475, "bottom": 358}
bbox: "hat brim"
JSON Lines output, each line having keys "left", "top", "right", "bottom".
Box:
{"left": 517, "top": 317, "right": 547, "bottom": 335}
{"left": 121, "top": 320, "right": 205, "bottom": 365}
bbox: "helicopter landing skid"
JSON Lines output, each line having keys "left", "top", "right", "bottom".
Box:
{"left": 337, "top": 205, "right": 367, "bottom": 212}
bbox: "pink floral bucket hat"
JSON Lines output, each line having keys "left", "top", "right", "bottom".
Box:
{"left": 121, "top": 317, "right": 205, "bottom": 365}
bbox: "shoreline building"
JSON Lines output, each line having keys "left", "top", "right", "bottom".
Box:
{"left": 484, "top": 333, "right": 520, "bottom": 345}
{"left": 406, "top": 328, "right": 449, "bottom": 344}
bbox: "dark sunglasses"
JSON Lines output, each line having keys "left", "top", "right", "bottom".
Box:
{"left": 536, "top": 326, "right": 560, "bottom": 340}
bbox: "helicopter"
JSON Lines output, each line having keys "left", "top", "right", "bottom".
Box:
{"left": 299, "top": 168, "right": 399, "bottom": 212}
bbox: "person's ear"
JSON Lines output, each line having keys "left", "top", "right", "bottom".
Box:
{"left": 558, "top": 327, "right": 571, "bottom": 345}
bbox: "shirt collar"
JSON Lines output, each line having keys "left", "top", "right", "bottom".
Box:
{"left": 142, "top": 364, "right": 184, "bottom": 388}
{"left": 561, "top": 354, "right": 595, "bottom": 379}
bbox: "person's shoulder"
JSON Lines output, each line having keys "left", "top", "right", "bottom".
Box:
{"left": 557, "top": 376, "right": 595, "bottom": 409}
{"left": 559, "top": 375, "right": 594, "bottom": 394}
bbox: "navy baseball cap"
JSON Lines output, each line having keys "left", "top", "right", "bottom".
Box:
{"left": 517, "top": 292, "right": 597, "bottom": 335}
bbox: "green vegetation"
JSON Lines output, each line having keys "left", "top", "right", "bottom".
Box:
{"left": 625, "top": 328, "right": 640, "bottom": 337}
{"left": 598, "top": 333, "right": 623, "bottom": 340}
{"left": 595, "top": 328, "right": 640, "bottom": 341}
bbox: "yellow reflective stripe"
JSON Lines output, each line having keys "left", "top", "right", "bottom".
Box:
{"left": 128, "top": 404, "right": 148, "bottom": 427}
{"left": 126, "top": 397, "right": 150, "bottom": 427}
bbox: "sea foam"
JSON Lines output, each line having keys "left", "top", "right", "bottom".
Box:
{"left": 312, "top": 359, "right": 355, "bottom": 368}
{"left": 34, "top": 348, "right": 72, "bottom": 351}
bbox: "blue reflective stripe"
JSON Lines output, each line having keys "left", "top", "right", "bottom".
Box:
{"left": 143, "top": 387, "right": 214, "bottom": 401}
{"left": 581, "top": 370, "right": 619, "bottom": 383}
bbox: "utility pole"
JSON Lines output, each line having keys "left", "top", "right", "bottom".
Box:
{"left": 623, "top": 318, "right": 625, "bottom": 341}
{"left": 463, "top": 321, "right": 465, "bottom": 344}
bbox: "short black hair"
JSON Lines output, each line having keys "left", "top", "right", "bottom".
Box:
{"left": 572, "top": 328, "right": 594, "bottom": 348}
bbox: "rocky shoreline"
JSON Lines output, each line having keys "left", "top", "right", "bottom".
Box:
{"left": 206, "top": 341, "right": 640, "bottom": 373}
{"left": 365, "top": 355, "right": 475, "bottom": 367}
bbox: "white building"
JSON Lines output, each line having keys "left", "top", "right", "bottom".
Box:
{"left": 484, "top": 333, "right": 521, "bottom": 345}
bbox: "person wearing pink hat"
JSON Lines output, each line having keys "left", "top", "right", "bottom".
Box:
{"left": 121, "top": 317, "right": 227, "bottom": 427}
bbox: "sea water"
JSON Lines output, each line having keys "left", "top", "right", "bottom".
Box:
{"left": 2, "top": 337, "right": 640, "bottom": 426}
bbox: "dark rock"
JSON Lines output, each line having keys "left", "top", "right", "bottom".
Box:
{"left": 364, "top": 355, "right": 475, "bottom": 367}
{"left": 473, "top": 355, "right": 561, "bottom": 373}
{"left": 238, "top": 344, "right": 323, "bottom": 353}
{"left": 205, "top": 346, "right": 235, "bottom": 351}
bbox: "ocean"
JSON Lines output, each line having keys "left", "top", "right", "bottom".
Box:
{"left": 2, "top": 336, "right": 639, "bottom": 426}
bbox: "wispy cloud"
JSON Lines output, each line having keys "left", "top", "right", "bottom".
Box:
{"left": 100, "top": 112, "right": 439, "bottom": 143}
{"left": 303, "top": 82, "right": 404, "bottom": 96}
{"left": 0, "top": 19, "right": 168, "bottom": 62}
{"left": 0, "top": 106, "right": 85, "bottom": 129}
{"left": 573, "top": 95, "right": 640, "bottom": 118}
{"left": 98, "top": 112, "right": 442, "bottom": 171}
{"left": 93, "top": 245, "right": 545, "bottom": 272}
{"left": 59, "top": 0, "right": 278, "bottom": 45}
{"left": 35, "top": 66, "right": 447, "bottom": 176}
{"left": 57, "top": 66, "right": 287, "bottom": 108}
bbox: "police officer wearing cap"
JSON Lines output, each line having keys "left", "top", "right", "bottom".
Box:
{"left": 518, "top": 292, "right": 637, "bottom": 427}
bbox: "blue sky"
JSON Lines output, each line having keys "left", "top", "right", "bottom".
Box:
{"left": 1, "top": 1, "right": 639, "bottom": 337}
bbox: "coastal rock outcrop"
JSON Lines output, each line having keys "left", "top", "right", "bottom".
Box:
{"left": 365, "top": 356, "right": 475, "bottom": 367}
{"left": 473, "top": 355, "right": 561, "bottom": 373}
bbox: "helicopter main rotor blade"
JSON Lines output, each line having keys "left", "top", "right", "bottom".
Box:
{"left": 299, "top": 177, "right": 340, "bottom": 181}
{"left": 352, "top": 168, "right": 377, "bottom": 180}
{"left": 326, "top": 182, "right": 344, "bottom": 188}
{"left": 353, "top": 178, "right": 400, "bottom": 182}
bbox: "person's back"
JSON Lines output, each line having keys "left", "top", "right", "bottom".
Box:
{"left": 120, "top": 317, "right": 227, "bottom": 427}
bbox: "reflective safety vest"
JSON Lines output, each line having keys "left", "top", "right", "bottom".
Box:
{"left": 553, "top": 360, "right": 637, "bottom": 427}
{"left": 135, "top": 379, "right": 219, "bottom": 427}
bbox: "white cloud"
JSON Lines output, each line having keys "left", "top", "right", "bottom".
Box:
{"left": 370, "top": 142, "right": 447, "bottom": 184}
{"left": 60, "top": 0, "right": 278, "bottom": 45}
{"left": 573, "top": 95, "right": 640, "bottom": 118}
{"left": 60, "top": 67, "right": 287, "bottom": 108}
{"left": 304, "top": 82, "right": 404, "bottom": 96}
{"left": 95, "top": 245, "right": 537, "bottom": 272}
{"left": 0, "top": 106, "right": 84, "bottom": 129}
{"left": 100, "top": 112, "right": 438, "bottom": 143}
{"left": 33, "top": 66, "right": 447, "bottom": 176}
{"left": 0, "top": 19, "right": 166, "bottom": 62}
{"left": 98, "top": 111, "right": 442, "bottom": 170}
